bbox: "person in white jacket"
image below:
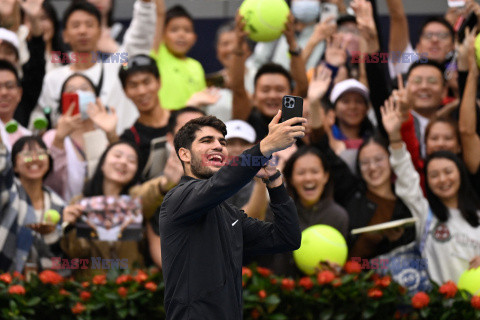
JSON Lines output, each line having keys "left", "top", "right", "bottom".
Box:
{"left": 381, "top": 98, "right": 480, "bottom": 285}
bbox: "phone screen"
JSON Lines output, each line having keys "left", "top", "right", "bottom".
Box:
{"left": 320, "top": 3, "right": 338, "bottom": 24}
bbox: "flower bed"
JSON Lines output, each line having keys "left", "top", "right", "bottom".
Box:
{"left": 0, "top": 262, "right": 479, "bottom": 320}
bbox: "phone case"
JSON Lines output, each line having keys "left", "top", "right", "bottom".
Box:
{"left": 281, "top": 95, "right": 303, "bottom": 123}
{"left": 61, "top": 92, "right": 79, "bottom": 116}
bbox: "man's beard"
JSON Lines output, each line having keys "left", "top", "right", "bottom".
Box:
{"left": 190, "top": 152, "right": 215, "bottom": 179}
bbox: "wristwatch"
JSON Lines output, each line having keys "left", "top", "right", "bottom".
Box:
{"left": 261, "top": 170, "right": 282, "bottom": 184}
{"left": 288, "top": 47, "right": 302, "bottom": 56}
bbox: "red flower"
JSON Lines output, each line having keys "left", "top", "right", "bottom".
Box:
{"left": 8, "top": 285, "right": 25, "bottom": 295}
{"left": 0, "top": 273, "right": 12, "bottom": 284}
{"left": 115, "top": 274, "right": 133, "bottom": 285}
{"left": 411, "top": 292, "right": 430, "bottom": 309}
{"left": 332, "top": 278, "right": 342, "bottom": 287}
{"left": 317, "top": 270, "right": 335, "bottom": 284}
{"left": 145, "top": 282, "right": 157, "bottom": 292}
{"left": 242, "top": 267, "right": 252, "bottom": 278}
{"left": 80, "top": 291, "right": 91, "bottom": 301}
{"left": 71, "top": 302, "right": 86, "bottom": 314}
{"left": 439, "top": 281, "right": 457, "bottom": 299}
{"left": 92, "top": 274, "right": 107, "bottom": 285}
{"left": 12, "top": 271, "right": 24, "bottom": 280}
{"left": 344, "top": 260, "right": 362, "bottom": 274}
{"left": 135, "top": 270, "right": 148, "bottom": 283}
{"left": 298, "top": 277, "right": 314, "bottom": 290}
{"left": 258, "top": 289, "right": 267, "bottom": 299}
{"left": 117, "top": 287, "right": 128, "bottom": 297}
{"left": 256, "top": 267, "right": 272, "bottom": 277}
{"left": 374, "top": 276, "right": 391, "bottom": 288}
{"left": 367, "top": 288, "right": 383, "bottom": 299}
{"left": 270, "top": 278, "right": 277, "bottom": 285}
{"left": 59, "top": 288, "right": 70, "bottom": 296}
{"left": 471, "top": 296, "right": 480, "bottom": 310}
{"left": 39, "top": 270, "right": 63, "bottom": 285}
{"left": 281, "top": 278, "right": 295, "bottom": 291}
{"left": 82, "top": 281, "right": 90, "bottom": 288}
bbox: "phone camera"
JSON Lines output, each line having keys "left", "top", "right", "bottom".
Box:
{"left": 284, "top": 97, "right": 295, "bottom": 109}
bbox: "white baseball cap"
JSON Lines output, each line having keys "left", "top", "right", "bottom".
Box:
{"left": 225, "top": 120, "right": 256, "bottom": 144}
{"left": 0, "top": 28, "right": 19, "bottom": 51}
{"left": 329, "top": 79, "right": 369, "bottom": 104}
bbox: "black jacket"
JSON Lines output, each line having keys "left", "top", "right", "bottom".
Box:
{"left": 159, "top": 144, "right": 301, "bottom": 320}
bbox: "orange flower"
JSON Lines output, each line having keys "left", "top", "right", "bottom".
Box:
{"left": 332, "top": 278, "right": 342, "bottom": 287}
{"left": 281, "top": 278, "right": 295, "bottom": 291}
{"left": 82, "top": 281, "right": 90, "bottom": 288}
{"left": 257, "top": 289, "right": 267, "bottom": 299}
{"left": 344, "top": 260, "right": 362, "bottom": 274}
{"left": 374, "top": 276, "right": 391, "bottom": 288}
{"left": 71, "top": 302, "right": 86, "bottom": 314}
{"left": 8, "top": 285, "right": 25, "bottom": 295}
{"left": 80, "top": 291, "right": 91, "bottom": 301}
{"left": 439, "top": 281, "right": 457, "bottom": 299}
{"left": 298, "top": 277, "right": 314, "bottom": 290}
{"left": 135, "top": 270, "right": 148, "bottom": 283}
{"left": 117, "top": 287, "right": 128, "bottom": 297}
{"left": 145, "top": 282, "right": 157, "bottom": 292}
{"left": 367, "top": 288, "right": 383, "bottom": 299}
{"left": 92, "top": 274, "right": 107, "bottom": 285}
{"left": 256, "top": 267, "right": 272, "bottom": 277}
{"left": 12, "top": 271, "right": 24, "bottom": 280}
{"left": 39, "top": 270, "right": 63, "bottom": 285}
{"left": 242, "top": 267, "right": 252, "bottom": 278}
{"left": 411, "top": 292, "right": 430, "bottom": 309}
{"left": 0, "top": 273, "right": 12, "bottom": 284}
{"left": 471, "top": 296, "right": 480, "bottom": 310}
{"left": 317, "top": 270, "right": 335, "bottom": 285}
{"left": 59, "top": 288, "right": 70, "bottom": 296}
{"left": 115, "top": 274, "right": 133, "bottom": 285}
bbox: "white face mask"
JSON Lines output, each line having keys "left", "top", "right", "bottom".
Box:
{"left": 291, "top": 0, "right": 321, "bottom": 23}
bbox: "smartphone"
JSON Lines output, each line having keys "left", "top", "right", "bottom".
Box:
{"left": 457, "top": 12, "right": 478, "bottom": 43}
{"left": 320, "top": 3, "right": 338, "bottom": 24}
{"left": 61, "top": 92, "right": 79, "bottom": 116}
{"left": 77, "top": 90, "right": 96, "bottom": 120}
{"left": 281, "top": 95, "right": 303, "bottom": 124}
{"left": 447, "top": 0, "right": 465, "bottom": 7}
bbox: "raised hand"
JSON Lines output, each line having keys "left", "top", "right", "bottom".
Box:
{"left": 470, "top": 255, "right": 480, "bottom": 270}
{"left": 391, "top": 74, "right": 411, "bottom": 122}
{"left": 163, "top": 151, "right": 183, "bottom": 188}
{"left": 380, "top": 95, "right": 403, "bottom": 143}
{"left": 351, "top": 0, "right": 378, "bottom": 54}
{"left": 54, "top": 102, "right": 83, "bottom": 148}
{"left": 272, "top": 143, "right": 297, "bottom": 172}
{"left": 17, "top": 0, "right": 44, "bottom": 18}
{"left": 457, "top": 26, "right": 477, "bottom": 72}
{"left": 325, "top": 34, "right": 347, "bottom": 67}
{"left": 308, "top": 17, "right": 337, "bottom": 47}
{"left": 0, "top": 0, "right": 17, "bottom": 18}
{"left": 186, "top": 87, "right": 221, "bottom": 107}
{"left": 308, "top": 64, "right": 333, "bottom": 102}
{"left": 87, "top": 98, "right": 118, "bottom": 138}
{"left": 283, "top": 13, "right": 298, "bottom": 51}
{"left": 234, "top": 11, "right": 248, "bottom": 52}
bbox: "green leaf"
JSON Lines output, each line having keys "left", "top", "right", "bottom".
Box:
{"left": 117, "top": 308, "right": 128, "bottom": 319}
{"left": 264, "top": 294, "right": 281, "bottom": 306}
{"left": 362, "top": 308, "right": 375, "bottom": 319}
{"left": 319, "top": 308, "right": 333, "bottom": 320}
{"left": 104, "top": 293, "right": 118, "bottom": 300}
{"left": 420, "top": 308, "right": 430, "bottom": 318}
{"left": 24, "top": 297, "right": 41, "bottom": 307}
{"left": 268, "top": 314, "right": 288, "bottom": 320}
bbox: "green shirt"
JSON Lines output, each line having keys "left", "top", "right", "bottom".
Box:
{"left": 151, "top": 44, "right": 206, "bottom": 110}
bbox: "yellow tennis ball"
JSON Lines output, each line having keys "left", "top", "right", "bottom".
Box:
{"left": 476, "top": 33, "right": 480, "bottom": 69}
{"left": 239, "top": 0, "right": 289, "bottom": 42}
{"left": 44, "top": 209, "right": 60, "bottom": 224}
{"left": 458, "top": 267, "right": 480, "bottom": 296}
{"left": 293, "top": 225, "right": 348, "bottom": 275}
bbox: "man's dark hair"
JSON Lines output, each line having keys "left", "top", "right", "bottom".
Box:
{"left": 63, "top": 1, "right": 101, "bottom": 28}
{"left": 119, "top": 55, "right": 160, "bottom": 89}
{"left": 11, "top": 136, "right": 53, "bottom": 180}
{"left": 174, "top": 116, "right": 227, "bottom": 162}
{"left": 165, "top": 5, "right": 194, "bottom": 27}
{"left": 425, "top": 151, "right": 480, "bottom": 227}
{"left": 254, "top": 63, "right": 293, "bottom": 91}
{"left": 167, "top": 106, "right": 206, "bottom": 134}
{"left": 0, "top": 60, "right": 20, "bottom": 85}
{"left": 215, "top": 20, "right": 255, "bottom": 53}
{"left": 337, "top": 14, "right": 357, "bottom": 27}
{"left": 83, "top": 140, "right": 141, "bottom": 197}
{"left": 406, "top": 59, "right": 446, "bottom": 85}
{"left": 419, "top": 16, "right": 455, "bottom": 42}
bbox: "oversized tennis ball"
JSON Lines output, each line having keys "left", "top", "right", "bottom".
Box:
{"left": 43, "top": 209, "right": 61, "bottom": 224}
{"left": 293, "top": 225, "right": 348, "bottom": 275}
{"left": 239, "top": 0, "right": 289, "bottom": 42}
{"left": 476, "top": 33, "right": 480, "bottom": 69}
{"left": 458, "top": 267, "right": 480, "bottom": 296}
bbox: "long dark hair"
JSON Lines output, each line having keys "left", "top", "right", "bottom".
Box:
{"left": 283, "top": 146, "right": 332, "bottom": 202}
{"left": 42, "top": 0, "right": 67, "bottom": 53}
{"left": 11, "top": 136, "right": 53, "bottom": 180}
{"left": 83, "top": 141, "right": 140, "bottom": 197}
{"left": 425, "top": 151, "right": 480, "bottom": 227}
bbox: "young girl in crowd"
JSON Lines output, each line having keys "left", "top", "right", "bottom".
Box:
{"left": 383, "top": 100, "right": 480, "bottom": 284}
{"left": 0, "top": 135, "right": 66, "bottom": 273}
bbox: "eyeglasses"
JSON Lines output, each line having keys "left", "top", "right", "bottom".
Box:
{"left": 0, "top": 81, "right": 18, "bottom": 91}
{"left": 359, "top": 155, "right": 387, "bottom": 170}
{"left": 421, "top": 32, "right": 451, "bottom": 40}
{"left": 122, "top": 55, "right": 155, "bottom": 71}
{"left": 18, "top": 151, "right": 49, "bottom": 163}
{"left": 410, "top": 76, "right": 441, "bottom": 85}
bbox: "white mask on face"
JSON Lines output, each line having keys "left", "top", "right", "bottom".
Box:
{"left": 291, "top": 0, "right": 321, "bottom": 23}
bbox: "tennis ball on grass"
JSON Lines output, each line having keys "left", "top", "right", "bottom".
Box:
{"left": 239, "top": 0, "right": 289, "bottom": 42}
{"left": 43, "top": 209, "right": 61, "bottom": 224}
{"left": 293, "top": 225, "right": 348, "bottom": 275}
